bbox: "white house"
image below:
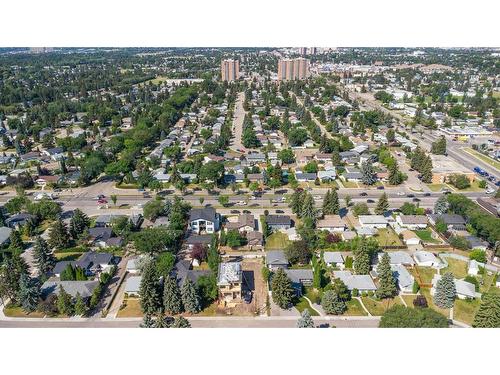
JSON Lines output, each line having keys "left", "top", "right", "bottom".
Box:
{"left": 431, "top": 274, "right": 477, "bottom": 300}
{"left": 396, "top": 215, "right": 428, "bottom": 230}
{"left": 401, "top": 230, "right": 421, "bottom": 246}
{"left": 316, "top": 215, "right": 346, "bottom": 233}
{"left": 413, "top": 251, "right": 441, "bottom": 268}
{"left": 323, "top": 252, "right": 345, "bottom": 268}
{"left": 391, "top": 264, "right": 415, "bottom": 293}
{"left": 358, "top": 215, "right": 388, "bottom": 229}
{"left": 467, "top": 260, "right": 480, "bottom": 276}
{"left": 378, "top": 251, "right": 415, "bottom": 266}
{"left": 188, "top": 207, "right": 221, "bottom": 234}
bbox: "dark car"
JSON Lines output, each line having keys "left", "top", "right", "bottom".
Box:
{"left": 413, "top": 197, "right": 421, "bottom": 202}
{"left": 360, "top": 192, "right": 368, "bottom": 196}
{"left": 407, "top": 194, "right": 415, "bottom": 198}
{"left": 377, "top": 186, "right": 385, "bottom": 190}
{"left": 230, "top": 210, "right": 241, "bottom": 214}
{"left": 367, "top": 199, "right": 375, "bottom": 203}
{"left": 275, "top": 209, "right": 284, "bottom": 213}
{"left": 423, "top": 192, "right": 431, "bottom": 197}
{"left": 243, "top": 210, "right": 251, "bottom": 214}
{"left": 243, "top": 292, "right": 252, "bottom": 304}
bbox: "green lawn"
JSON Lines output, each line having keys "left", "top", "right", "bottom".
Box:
{"left": 420, "top": 288, "right": 450, "bottom": 317}
{"left": 415, "top": 229, "right": 440, "bottom": 244}
{"left": 376, "top": 228, "right": 403, "bottom": 247}
{"left": 410, "top": 266, "right": 437, "bottom": 285}
{"left": 401, "top": 294, "right": 418, "bottom": 307}
{"left": 360, "top": 297, "right": 403, "bottom": 316}
{"left": 117, "top": 298, "right": 142, "bottom": 318}
{"left": 265, "top": 232, "right": 290, "bottom": 250}
{"left": 464, "top": 148, "right": 500, "bottom": 170}
{"left": 427, "top": 184, "right": 447, "bottom": 192}
{"left": 3, "top": 304, "right": 45, "bottom": 318}
{"left": 453, "top": 179, "right": 486, "bottom": 193}
{"left": 55, "top": 252, "right": 83, "bottom": 261}
{"left": 454, "top": 298, "right": 481, "bottom": 325}
{"left": 441, "top": 258, "right": 468, "bottom": 279}
{"left": 341, "top": 180, "right": 359, "bottom": 188}
{"left": 295, "top": 297, "right": 320, "bottom": 316}
{"left": 344, "top": 299, "right": 368, "bottom": 316}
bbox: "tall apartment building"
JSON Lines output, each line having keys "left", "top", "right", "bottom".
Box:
{"left": 277, "top": 58, "right": 310, "bottom": 81}
{"left": 221, "top": 59, "right": 240, "bottom": 82}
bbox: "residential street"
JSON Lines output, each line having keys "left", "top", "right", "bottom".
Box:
{"left": 230, "top": 91, "right": 248, "bottom": 152}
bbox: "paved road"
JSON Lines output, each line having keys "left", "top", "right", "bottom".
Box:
{"left": 229, "top": 91, "right": 248, "bottom": 152}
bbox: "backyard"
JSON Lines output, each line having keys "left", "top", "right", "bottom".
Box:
{"left": 410, "top": 266, "right": 437, "bottom": 285}
{"left": 376, "top": 228, "right": 403, "bottom": 247}
{"left": 265, "top": 231, "right": 290, "bottom": 250}
{"left": 441, "top": 258, "right": 468, "bottom": 279}
{"left": 415, "top": 229, "right": 440, "bottom": 244}
{"left": 453, "top": 298, "right": 481, "bottom": 325}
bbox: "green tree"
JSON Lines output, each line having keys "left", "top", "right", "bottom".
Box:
{"left": 321, "top": 290, "right": 347, "bottom": 315}
{"left": 56, "top": 286, "right": 74, "bottom": 316}
{"left": 156, "top": 252, "right": 176, "bottom": 279}
{"left": 69, "top": 209, "right": 90, "bottom": 239}
{"left": 301, "top": 192, "right": 317, "bottom": 222}
{"left": 18, "top": 274, "right": 40, "bottom": 313}
{"left": 278, "top": 148, "right": 295, "bottom": 164}
{"left": 433, "top": 272, "right": 456, "bottom": 309}
{"left": 322, "top": 189, "right": 339, "bottom": 215}
{"left": 218, "top": 195, "right": 229, "bottom": 207}
{"left": 74, "top": 292, "right": 88, "bottom": 316}
{"left": 33, "top": 236, "right": 56, "bottom": 277}
{"left": 388, "top": 162, "right": 403, "bottom": 185}
{"left": 271, "top": 268, "right": 294, "bottom": 309}
{"left": 163, "top": 276, "right": 183, "bottom": 315}
{"left": 8, "top": 230, "right": 24, "bottom": 254}
{"left": 375, "top": 193, "right": 389, "bottom": 215}
{"left": 360, "top": 160, "right": 377, "bottom": 185}
{"left": 285, "top": 240, "right": 311, "bottom": 265}
{"left": 172, "top": 316, "right": 191, "bottom": 328}
{"left": 297, "top": 309, "right": 315, "bottom": 328}
{"left": 48, "top": 219, "right": 70, "bottom": 250}
{"left": 139, "top": 260, "right": 162, "bottom": 316}
{"left": 352, "top": 203, "right": 369, "bottom": 217}
{"left": 110, "top": 194, "right": 117, "bottom": 206}
{"left": 376, "top": 253, "right": 397, "bottom": 299}
{"left": 207, "top": 234, "right": 220, "bottom": 273}
{"left": 472, "top": 293, "right": 500, "bottom": 328}
{"left": 225, "top": 229, "right": 245, "bottom": 247}
{"left": 379, "top": 305, "right": 448, "bottom": 328}
{"left": 431, "top": 136, "right": 447, "bottom": 155}
{"left": 181, "top": 279, "right": 201, "bottom": 314}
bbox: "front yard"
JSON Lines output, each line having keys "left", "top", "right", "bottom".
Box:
{"left": 3, "top": 304, "right": 45, "bottom": 318}
{"left": 453, "top": 298, "right": 481, "bottom": 325}
{"left": 345, "top": 299, "right": 368, "bottom": 316}
{"left": 410, "top": 266, "right": 437, "bottom": 285}
{"left": 360, "top": 296, "right": 404, "bottom": 316}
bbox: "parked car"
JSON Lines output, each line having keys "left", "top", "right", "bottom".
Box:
{"left": 230, "top": 210, "right": 241, "bottom": 214}
{"left": 377, "top": 186, "right": 385, "bottom": 190}
{"left": 360, "top": 192, "right": 368, "bottom": 196}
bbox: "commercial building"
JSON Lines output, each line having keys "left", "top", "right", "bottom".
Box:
{"left": 221, "top": 59, "right": 240, "bottom": 82}
{"left": 430, "top": 154, "right": 475, "bottom": 184}
{"left": 277, "top": 58, "right": 310, "bottom": 81}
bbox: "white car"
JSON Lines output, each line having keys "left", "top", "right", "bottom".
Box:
{"left": 486, "top": 187, "right": 495, "bottom": 194}
{"left": 34, "top": 192, "right": 53, "bottom": 201}
{"left": 397, "top": 191, "right": 406, "bottom": 196}
{"left": 236, "top": 201, "right": 247, "bottom": 206}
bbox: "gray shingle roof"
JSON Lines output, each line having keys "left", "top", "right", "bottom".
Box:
{"left": 189, "top": 207, "right": 217, "bottom": 222}
{"left": 266, "top": 250, "right": 288, "bottom": 267}
{"left": 41, "top": 280, "right": 99, "bottom": 298}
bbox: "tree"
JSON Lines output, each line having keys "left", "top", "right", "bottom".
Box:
{"left": 218, "top": 195, "right": 229, "bottom": 207}
{"left": 376, "top": 253, "right": 397, "bottom": 299}
{"left": 172, "top": 316, "right": 191, "bottom": 328}
{"left": 379, "top": 305, "right": 448, "bottom": 328}
{"left": 360, "top": 160, "right": 377, "bottom": 185}
{"left": 278, "top": 148, "right": 295, "bottom": 164}
{"left": 322, "top": 189, "right": 339, "bottom": 215}
{"left": 48, "top": 219, "right": 70, "bottom": 250}
{"left": 472, "top": 293, "right": 500, "bottom": 328}
{"left": 433, "top": 272, "right": 456, "bottom": 309}
{"left": 289, "top": 189, "right": 305, "bottom": 215}
{"left": 225, "top": 229, "right": 245, "bottom": 247}
{"left": 301, "top": 192, "right": 317, "bottom": 222}
{"left": 388, "top": 162, "right": 403, "bottom": 185}
{"left": 181, "top": 279, "right": 201, "bottom": 314}
{"left": 469, "top": 249, "right": 487, "bottom": 263}
{"left": 33, "top": 236, "right": 56, "bottom": 277}
{"left": 56, "top": 286, "right": 74, "bottom": 316}
{"left": 352, "top": 203, "right": 369, "bottom": 217}
{"left": 156, "top": 252, "right": 176, "bottom": 279}
{"left": 321, "top": 290, "right": 347, "bottom": 315}
{"left": 196, "top": 274, "right": 218, "bottom": 307}
{"left": 297, "top": 309, "right": 315, "bottom": 328}
{"left": 448, "top": 174, "right": 471, "bottom": 190}
{"left": 285, "top": 240, "right": 311, "bottom": 265}
{"left": 139, "top": 260, "right": 162, "bottom": 316}
{"left": 18, "top": 274, "right": 40, "bottom": 313}
{"left": 74, "top": 292, "right": 88, "bottom": 316}
{"left": 199, "top": 161, "right": 224, "bottom": 186}
{"left": 163, "top": 276, "right": 183, "bottom": 315}
{"left": 8, "top": 230, "right": 24, "bottom": 254}
{"left": 110, "top": 194, "right": 117, "bottom": 206}
{"left": 69, "top": 209, "right": 90, "bottom": 239}
{"left": 271, "top": 268, "right": 294, "bottom": 309}
{"left": 207, "top": 234, "right": 220, "bottom": 273}
{"left": 386, "top": 128, "right": 395, "bottom": 143}
{"left": 435, "top": 218, "right": 448, "bottom": 234}
{"left": 375, "top": 193, "right": 389, "bottom": 215}
{"left": 344, "top": 195, "right": 352, "bottom": 208}
{"left": 431, "top": 136, "right": 447, "bottom": 155}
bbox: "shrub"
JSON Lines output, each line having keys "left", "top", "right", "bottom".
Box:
{"left": 412, "top": 281, "right": 420, "bottom": 294}
{"left": 352, "top": 288, "right": 359, "bottom": 297}
{"left": 379, "top": 305, "right": 448, "bottom": 328}
{"left": 345, "top": 256, "right": 353, "bottom": 269}
{"left": 469, "top": 249, "right": 486, "bottom": 263}
{"left": 413, "top": 295, "right": 428, "bottom": 308}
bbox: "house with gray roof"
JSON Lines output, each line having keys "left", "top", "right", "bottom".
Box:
{"left": 377, "top": 251, "right": 415, "bottom": 266}
{"left": 188, "top": 207, "right": 220, "bottom": 234}
{"left": 333, "top": 270, "right": 376, "bottom": 292}
{"left": 266, "top": 215, "right": 292, "bottom": 230}
{"left": 391, "top": 264, "right": 414, "bottom": 293}
{"left": 124, "top": 276, "right": 141, "bottom": 296}
{"left": 431, "top": 274, "right": 477, "bottom": 300}
{"left": 284, "top": 269, "right": 313, "bottom": 296}
{"left": 428, "top": 214, "right": 466, "bottom": 231}
{"left": 266, "top": 250, "right": 288, "bottom": 270}
{"left": 323, "top": 252, "right": 345, "bottom": 267}
{"left": 41, "top": 280, "right": 100, "bottom": 300}
{"left": 0, "top": 226, "right": 12, "bottom": 246}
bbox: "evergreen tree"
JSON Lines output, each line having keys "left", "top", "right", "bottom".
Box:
{"left": 360, "top": 160, "right": 377, "bottom": 185}
{"left": 69, "top": 209, "right": 90, "bottom": 239}
{"left": 181, "top": 279, "right": 201, "bottom": 314}
{"left": 139, "top": 260, "right": 162, "bottom": 316}
{"left": 376, "top": 253, "right": 397, "bottom": 299}
{"left": 163, "top": 276, "right": 183, "bottom": 315}
{"left": 18, "top": 274, "right": 40, "bottom": 313}
{"left": 331, "top": 150, "right": 341, "bottom": 166}
{"left": 321, "top": 290, "right": 347, "bottom": 315}
{"left": 0, "top": 254, "right": 29, "bottom": 304}
{"left": 140, "top": 314, "right": 154, "bottom": 328}
{"left": 297, "top": 309, "right": 315, "bottom": 328}
{"left": 33, "top": 236, "right": 56, "bottom": 277}
{"left": 434, "top": 195, "right": 449, "bottom": 215}
{"left": 172, "top": 316, "right": 191, "bottom": 328}
{"left": 289, "top": 189, "right": 305, "bottom": 215}
{"left": 322, "top": 189, "right": 339, "bottom": 215}
{"left": 48, "top": 219, "right": 70, "bottom": 250}
{"left": 353, "top": 239, "right": 372, "bottom": 275}
{"left": 420, "top": 156, "right": 433, "bottom": 183}
{"left": 388, "top": 162, "right": 403, "bottom": 185}
{"left": 8, "top": 230, "right": 24, "bottom": 254}
{"left": 74, "top": 292, "right": 87, "bottom": 316}
{"left": 301, "top": 192, "right": 317, "bottom": 222}
{"left": 57, "top": 286, "right": 74, "bottom": 316}
{"left": 472, "top": 293, "right": 500, "bottom": 328}
{"left": 431, "top": 136, "right": 447, "bottom": 155}
{"left": 433, "top": 272, "right": 456, "bottom": 309}
{"left": 375, "top": 193, "right": 389, "bottom": 215}
{"left": 271, "top": 268, "right": 295, "bottom": 309}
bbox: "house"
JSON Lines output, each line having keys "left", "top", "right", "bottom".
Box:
{"left": 43, "top": 147, "right": 64, "bottom": 161}
{"left": 428, "top": 214, "right": 466, "bottom": 231}
{"left": 323, "top": 252, "right": 344, "bottom": 268}
{"left": 126, "top": 258, "right": 140, "bottom": 274}
{"left": 318, "top": 170, "right": 336, "bottom": 181}
{"left": 378, "top": 251, "right": 415, "bottom": 266}
{"left": 295, "top": 172, "right": 317, "bottom": 182}
{"left": 342, "top": 231, "right": 357, "bottom": 241}
{"left": 53, "top": 251, "right": 114, "bottom": 277}
{"left": 284, "top": 269, "right": 313, "bottom": 295}
{"left": 87, "top": 227, "right": 122, "bottom": 248}
{"left": 185, "top": 233, "right": 213, "bottom": 249}
{"left": 358, "top": 215, "right": 388, "bottom": 229}
{"left": 333, "top": 270, "right": 377, "bottom": 292}
{"left": 303, "top": 139, "right": 315, "bottom": 148}
{"left": 225, "top": 214, "right": 255, "bottom": 233}
{"left": 246, "top": 231, "right": 263, "bottom": 246}
{"left": 431, "top": 274, "right": 477, "bottom": 300}
{"left": 413, "top": 251, "right": 441, "bottom": 267}
{"left": 317, "top": 215, "right": 346, "bottom": 232}
{"left": 314, "top": 153, "right": 333, "bottom": 163}
{"left": 246, "top": 153, "right": 266, "bottom": 164}
{"left": 173, "top": 259, "right": 210, "bottom": 286}
{"left": 266, "top": 250, "right": 288, "bottom": 270}
{"left": 389, "top": 264, "right": 415, "bottom": 293}
{"left": 342, "top": 167, "right": 363, "bottom": 181}
{"left": 356, "top": 227, "right": 377, "bottom": 237}
{"left": 217, "top": 262, "right": 243, "bottom": 305}
{"left": 266, "top": 215, "right": 292, "bottom": 230}
{"left": 0, "top": 226, "right": 13, "bottom": 246}
{"left": 401, "top": 230, "right": 421, "bottom": 246}
{"left": 188, "top": 207, "right": 221, "bottom": 234}
{"left": 94, "top": 214, "right": 124, "bottom": 228}
{"left": 41, "top": 280, "right": 100, "bottom": 300}
{"left": 124, "top": 276, "right": 141, "bottom": 296}
{"left": 465, "top": 236, "right": 489, "bottom": 251}
{"left": 340, "top": 151, "right": 360, "bottom": 164}
{"left": 396, "top": 215, "right": 428, "bottom": 230}
{"left": 5, "top": 213, "right": 36, "bottom": 229}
